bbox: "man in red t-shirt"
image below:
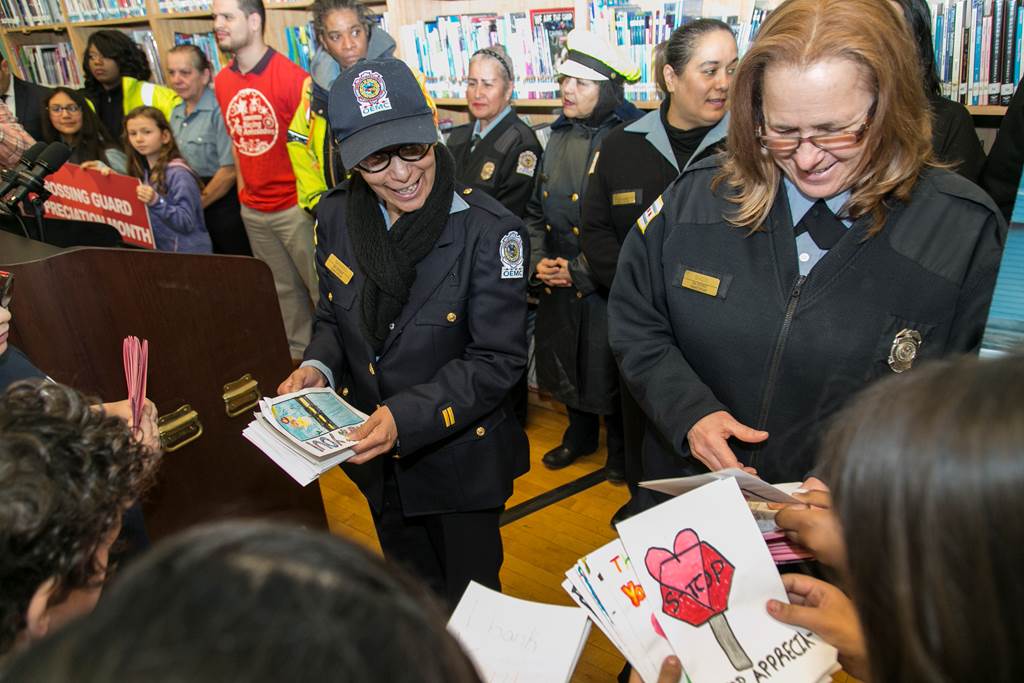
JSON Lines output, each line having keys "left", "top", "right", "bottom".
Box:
{"left": 213, "top": 0, "right": 315, "bottom": 360}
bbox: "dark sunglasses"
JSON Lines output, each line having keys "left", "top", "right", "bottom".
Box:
{"left": 0, "top": 271, "right": 11, "bottom": 308}
{"left": 355, "top": 143, "right": 433, "bottom": 173}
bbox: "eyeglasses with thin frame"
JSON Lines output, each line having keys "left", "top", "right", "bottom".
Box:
{"left": 47, "top": 104, "right": 82, "bottom": 114}
{"left": 758, "top": 120, "right": 871, "bottom": 155}
{"left": 355, "top": 143, "right": 433, "bottom": 173}
{"left": 0, "top": 271, "right": 12, "bottom": 309}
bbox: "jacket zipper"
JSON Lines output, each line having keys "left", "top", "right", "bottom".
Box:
{"left": 751, "top": 275, "right": 806, "bottom": 467}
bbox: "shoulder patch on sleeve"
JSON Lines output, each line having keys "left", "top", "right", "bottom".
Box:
{"left": 588, "top": 150, "right": 600, "bottom": 176}
{"left": 636, "top": 195, "right": 664, "bottom": 235}
{"left": 515, "top": 151, "right": 537, "bottom": 177}
{"left": 499, "top": 230, "right": 525, "bottom": 279}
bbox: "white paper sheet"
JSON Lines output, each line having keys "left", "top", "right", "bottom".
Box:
{"left": 243, "top": 422, "right": 318, "bottom": 486}
{"left": 449, "top": 581, "right": 591, "bottom": 683}
{"left": 617, "top": 478, "right": 838, "bottom": 683}
{"left": 640, "top": 468, "right": 801, "bottom": 503}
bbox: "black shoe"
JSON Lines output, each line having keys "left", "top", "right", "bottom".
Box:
{"left": 542, "top": 445, "right": 581, "bottom": 469}
{"left": 605, "top": 463, "right": 626, "bottom": 484}
{"left": 610, "top": 501, "right": 633, "bottom": 528}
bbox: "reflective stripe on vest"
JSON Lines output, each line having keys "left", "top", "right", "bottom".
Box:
{"left": 140, "top": 82, "right": 155, "bottom": 107}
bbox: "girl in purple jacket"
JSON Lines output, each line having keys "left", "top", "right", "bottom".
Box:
{"left": 124, "top": 106, "right": 212, "bottom": 254}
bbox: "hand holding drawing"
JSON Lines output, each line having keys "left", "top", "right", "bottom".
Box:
{"left": 767, "top": 574, "right": 868, "bottom": 680}
{"left": 628, "top": 655, "right": 684, "bottom": 683}
{"left": 774, "top": 488, "right": 846, "bottom": 570}
{"left": 348, "top": 405, "right": 397, "bottom": 464}
{"left": 687, "top": 411, "right": 766, "bottom": 474}
{"left": 80, "top": 159, "right": 112, "bottom": 175}
{"left": 277, "top": 366, "right": 328, "bottom": 395}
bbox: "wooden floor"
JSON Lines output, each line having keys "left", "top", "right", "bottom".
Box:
{"left": 318, "top": 403, "right": 630, "bottom": 681}
{"left": 318, "top": 405, "right": 858, "bottom": 683}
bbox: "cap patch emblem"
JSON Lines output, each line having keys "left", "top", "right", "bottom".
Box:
{"left": 500, "top": 231, "right": 524, "bottom": 279}
{"left": 352, "top": 70, "right": 392, "bottom": 117}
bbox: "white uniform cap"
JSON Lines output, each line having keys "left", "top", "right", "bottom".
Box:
{"left": 557, "top": 29, "right": 641, "bottom": 83}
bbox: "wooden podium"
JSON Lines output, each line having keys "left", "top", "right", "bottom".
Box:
{"left": 0, "top": 232, "right": 327, "bottom": 539}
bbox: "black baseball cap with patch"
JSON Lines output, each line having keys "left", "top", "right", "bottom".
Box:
{"left": 328, "top": 58, "right": 436, "bottom": 170}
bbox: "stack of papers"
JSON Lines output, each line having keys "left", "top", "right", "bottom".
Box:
{"left": 122, "top": 335, "right": 148, "bottom": 431}
{"left": 242, "top": 387, "right": 368, "bottom": 486}
{"left": 644, "top": 469, "right": 813, "bottom": 566}
{"left": 564, "top": 478, "right": 839, "bottom": 683}
{"left": 449, "top": 581, "right": 591, "bottom": 683}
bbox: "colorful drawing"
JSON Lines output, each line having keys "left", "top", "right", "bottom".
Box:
{"left": 645, "top": 529, "right": 752, "bottom": 671}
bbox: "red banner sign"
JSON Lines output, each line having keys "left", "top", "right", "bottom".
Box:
{"left": 42, "top": 163, "right": 155, "bottom": 249}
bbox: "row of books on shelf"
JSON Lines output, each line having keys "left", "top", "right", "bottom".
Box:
{"left": 284, "top": 22, "right": 316, "bottom": 72}
{"left": 933, "top": 0, "right": 1023, "bottom": 105}
{"left": 66, "top": 0, "right": 146, "bottom": 23}
{"left": 158, "top": 0, "right": 210, "bottom": 12}
{"left": 174, "top": 31, "right": 224, "bottom": 74}
{"left": 16, "top": 43, "right": 80, "bottom": 87}
{"left": 399, "top": 3, "right": 771, "bottom": 104}
{"left": 0, "top": 0, "right": 63, "bottom": 27}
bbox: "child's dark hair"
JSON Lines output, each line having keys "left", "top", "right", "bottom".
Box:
{"left": 123, "top": 106, "right": 201, "bottom": 195}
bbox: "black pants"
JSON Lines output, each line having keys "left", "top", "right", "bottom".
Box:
{"left": 620, "top": 376, "right": 646, "bottom": 499}
{"left": 371, "top": 471, "right": 503, "bottom": 609}
{"left": 563, "top": 405, "right": 624, "bottom": 465}
{"left": 201, "top": 182, "right": 251, "bottom": 256}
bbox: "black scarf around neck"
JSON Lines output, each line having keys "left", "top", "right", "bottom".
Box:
{"left": 347, "top": 144, "right": 455, "bottom": 352}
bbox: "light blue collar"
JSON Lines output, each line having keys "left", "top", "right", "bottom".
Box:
{"left": 471, "top": 105, "right": 513, "bottom": 140}
{"left": 623, "top": 108, "right": 730, "bottom": 173}
{"left": 378, "top": 192, "right": 470, "bottom": 230}
{"left": 784, "top": 178, "right": 852, "bottom": 226}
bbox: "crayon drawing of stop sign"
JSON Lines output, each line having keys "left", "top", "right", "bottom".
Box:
{"left": 617, "top": 478, "right": 839, "bottom": 683}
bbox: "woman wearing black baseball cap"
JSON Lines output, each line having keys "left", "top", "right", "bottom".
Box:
{"left": 278, "top": 58, "right": 530, "bottom": 606}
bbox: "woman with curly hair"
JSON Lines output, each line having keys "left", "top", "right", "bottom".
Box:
{"left": 0, "top": 380, "right": 162, "bottom": 660}
{"left": 41, "top": 86, "right": 127, "bottom": 173}
{"left": 81, "top": 30, "right": 180, "bottom": 141}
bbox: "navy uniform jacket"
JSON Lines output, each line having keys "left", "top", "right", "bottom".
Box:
{"left": 447, "top": 109, "right": 543, "bottom": 218}
{"left": 609, "top": 157, "right": 1005, "bottom": 484}
{"left": 304, "top": 182, "right": 530, "bottom": 516}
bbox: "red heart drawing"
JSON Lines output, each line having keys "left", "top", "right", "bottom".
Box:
{"left": 645, "top": 529, "right": 736, "bottom": 626}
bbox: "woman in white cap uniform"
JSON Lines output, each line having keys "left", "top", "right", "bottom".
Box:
{"left": 525, "top": 29, "right": 642, "bottom": 472}
{"left": 278, "top": 57, "right": 530, "bottom": 606}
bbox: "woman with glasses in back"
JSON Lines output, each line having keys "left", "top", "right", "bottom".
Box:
{"left": 608, "top": 0, "right": 1005, "bottom": 502}
{"left": 278, "top": 59, "right": 529, "bottom": 606}
{"left": 41, "top": 87, "right": 127, "bottom": 173}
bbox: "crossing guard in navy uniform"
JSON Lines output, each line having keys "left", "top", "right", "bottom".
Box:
{"left": 280, "top": 58, "right": 530, "bottom": 606}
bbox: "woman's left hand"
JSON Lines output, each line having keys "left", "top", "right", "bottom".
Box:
{"left": 136, "top": 185, "right": 157, "bottom": 206}
{"left": 553, "top": 257, "right": 572, "bottom": 287}
{"left": 81, "top": 160, "right": 112, "bottom": 176}
{"left": 348, "top": 405, "right": 398, "bottom": 464}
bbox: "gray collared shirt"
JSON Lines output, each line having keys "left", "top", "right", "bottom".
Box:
{"left": 784, "top": 178, "right": 852, "bottom": 276}
{"left": 169, "top": 88, "right": 234, "bottom": 178}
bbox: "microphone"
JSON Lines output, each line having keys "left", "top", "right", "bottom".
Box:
{"left": 0, "top": 141, "right": 47, "bottom": 198}
{"left": 2, "top": 141, "right": 72, "bottom": 209}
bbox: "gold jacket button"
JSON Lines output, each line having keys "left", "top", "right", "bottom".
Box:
{"left": 543, "top": 190, "right": 549, "bottom": 199}
{"left": 446, "top": 312, "right": 457, "bottom": 323}
{"left": 462, "top": 188, "right": 473, "bottom": 195}
{"left": 368, "top": 363, "right": 375, "bottom": 376}
{"left": 570, "top": 192, "right": 579, "bottom": 202}
{"left": 544, "top": 286, "right": 552, "bottom": 295}
{"left": 572, "top": 226, "right": 580, "bottom": 236}
{"left": 545, "top": 224, "right": 552, "bottom": 232}
{"left": 475, "top": 426, "right": 486, "bottom": 437}
{"left": 576, "top": 291, "right": 583, "bottom": 299}
{"left": 341, "top": 387, "right": 349, "bottom": 397}
{"left": 328, "top": 291, "right": 333, "bottom": 301}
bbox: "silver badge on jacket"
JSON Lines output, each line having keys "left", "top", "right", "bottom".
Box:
{"left": 888, "top": 329, "right": 922, "bottom": 373}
